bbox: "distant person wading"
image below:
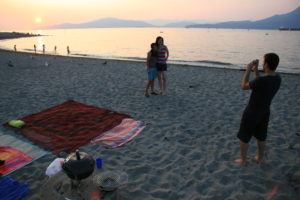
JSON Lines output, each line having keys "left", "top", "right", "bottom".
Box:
{"left": 67, "top": 46, "right": 70, "bottom": 55}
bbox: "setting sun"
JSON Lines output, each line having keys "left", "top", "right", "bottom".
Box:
{"left": 35, "top": 17, "right": 42, "bottom": 23}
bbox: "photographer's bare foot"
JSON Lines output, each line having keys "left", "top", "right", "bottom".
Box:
{"left": 234, "top": 158, "right": 247, "bottom": 165}
{"left": 254, "top": 155, "right": 263, "bottom": 164}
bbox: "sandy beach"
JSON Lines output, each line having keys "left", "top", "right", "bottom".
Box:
{"left": 0, "top": 49, "right": 299, "bottom": 200}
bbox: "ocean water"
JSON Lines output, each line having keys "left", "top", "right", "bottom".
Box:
{"left": 0, "top": 28, "right": 299, "bottom": 74}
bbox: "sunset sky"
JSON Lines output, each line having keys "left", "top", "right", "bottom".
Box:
{"left": 1, "top": 0, "right": 300, "bottom": 30}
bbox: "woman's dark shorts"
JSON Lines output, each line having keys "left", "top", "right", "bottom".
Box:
{"left": 237, "top": 109, "right": 270, "bottom": 143}
{"left": 157, "top": 63, "right": 167, "bottom": 71}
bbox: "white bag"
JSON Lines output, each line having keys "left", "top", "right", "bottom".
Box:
{"left": 45, "top": 158, "right": 64, "bottom": 178}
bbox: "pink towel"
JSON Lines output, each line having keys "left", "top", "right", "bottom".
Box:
{"left": 91, "top": 118, "right": 145, "bottom": 148}
{"left": 0, "top": 146, "right": 33, "bottom": 175}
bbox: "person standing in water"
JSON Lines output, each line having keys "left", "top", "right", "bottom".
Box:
{"left": 67, "top": 46, "right": 70, "bottom": 55}
{"left": 235, "top": 53, "right": 281, "bottom": 165}
{"left": 155, "top": 36, "right": 169, "bottom": 95}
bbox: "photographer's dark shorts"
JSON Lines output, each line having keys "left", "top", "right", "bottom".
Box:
{"left": 157, "top": 63, "right": 167, "bottom": 71}
{"left": 237, "top": 109, "right": 270, "bottom": 143}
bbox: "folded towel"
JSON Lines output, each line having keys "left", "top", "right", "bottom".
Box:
{"left": 0, "top": 146, "right": 33, "bottom": 176}
{"left": 91, "top": 118, "right": 145, "bottom": 148}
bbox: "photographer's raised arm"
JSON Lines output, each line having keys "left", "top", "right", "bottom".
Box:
{"left": 253, "top": 59, "right": 260, "bottom": 77}
{"left": 241, "top": 62, "right": 253, "bottom": 90}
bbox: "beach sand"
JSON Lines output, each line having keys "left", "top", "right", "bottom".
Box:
{"left": 0, "top": 49, "right": 299, "bottom": 200}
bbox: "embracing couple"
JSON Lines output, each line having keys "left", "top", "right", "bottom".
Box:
{"left": 144, "top": 36, "right": 169, "bottom": 97}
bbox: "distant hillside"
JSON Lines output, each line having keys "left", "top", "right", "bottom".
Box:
{"left": 48, "top": 18, "right": 155, "bottom": 29}
{"left": 146, "top": 19, "right": 177, "bottom": 26}
{"left": 164, "top": 21, "right": 199, "bottom": 27}
{"left": 164, "top": 20, "right": 217, "bottom": 27}
{"left": 0, "top": 32, "right": 41, "bottom": 40}
{"left": 186, "top": 7, "right": 300, "bottom": 29}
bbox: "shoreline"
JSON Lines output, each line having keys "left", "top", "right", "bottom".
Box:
{"left": 1, "top": 48, "right": 299, "bottom": 76}
{"left": 1, "top": 28, "right": 299, "bottom": 75}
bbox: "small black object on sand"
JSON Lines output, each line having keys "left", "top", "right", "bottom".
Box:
{"left": 58, "top": 152, "right": 68, "bottom": 158}
{"left": 8, "top": 60, "right": 14, "bottom": 67}
{"left": 189, "top": 84, "right": 200, "bottom": 88}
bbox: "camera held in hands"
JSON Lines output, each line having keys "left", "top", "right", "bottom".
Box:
{"left": 253, "top": 59, "right": 259, "bottom": 65}
{"left": 249, "top": 59, "right": 259, "bottom": 71}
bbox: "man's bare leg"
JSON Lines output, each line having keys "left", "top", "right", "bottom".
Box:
{"left": 235, "top": 140, "right": 248, "bottom": 165}
{"left": 254, "top": 140, "right": 265, "bottom": 164}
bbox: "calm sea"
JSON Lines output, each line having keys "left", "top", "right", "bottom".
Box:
{"left": 0, "top": 28, "right": 299, "bottom": 74}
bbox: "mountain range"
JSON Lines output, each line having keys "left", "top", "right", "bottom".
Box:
{"left": 187, "top": 6, "right": 300, "bottom": 29}
{"left": 47, "top": 7, "right": 300, "bottom": 30}
{"left": 48, "top": 18, "right": 154, "bottom": 29}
